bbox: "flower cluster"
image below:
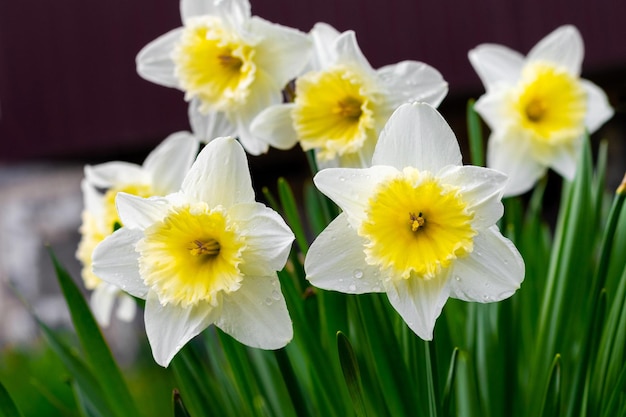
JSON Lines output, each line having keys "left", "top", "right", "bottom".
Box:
{"left": 76, "top": 0, "right": 613, "bottom": 368}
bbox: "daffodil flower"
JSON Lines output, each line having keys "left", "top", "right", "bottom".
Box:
{"left": 305, "top": 103, "right": 524, "bottom": 340}
{"left": 77, "top": 132, "right": 198, "bottom": 327}
{"left": 251, "top": 23, "right": 448, "bottom": 168}
{"left": 136, "top": 0, "right": 311, "bottom": 155}
{"left": 468, "top": 25, "right": 614, "bottom": 196}
{"left": 91, "top": 137, "right": 294, "bottom": 367}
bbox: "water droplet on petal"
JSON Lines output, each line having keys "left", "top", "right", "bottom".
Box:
{"left": 271, "top": 290, "right": 281, "bottom": 300}
{"left": 339, "top": 176, "right": 346, "bottom": 182}
{"left": 348, "top": 284, "right": 357, "bottom": 291}
{"left": 353, "top": 269, "right": 364, "bottom": 279}
{"left": 454, "top": 276, "right": 461, "bottom": 282}
{"left": 264, "top": 298, "right": 273, "bottom": 305}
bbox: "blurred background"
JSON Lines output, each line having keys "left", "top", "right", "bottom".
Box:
{"left": 0, "top": 0, "right": 625, "bottom": 383}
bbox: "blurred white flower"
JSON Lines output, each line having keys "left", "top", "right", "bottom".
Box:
{"left": 92, "top": 137, "right": 294, "bottom": 367}
{"left": 469, "top": 25, "right": 614, "bottom": 196}
{"left": 305, "top": 103, "right": 524, "bottom": 340}
{"left": 252, "top": 22, "right": 448, "bottom": 169}
{"left": 136, "top": 0, "right": 311, "bottom": 155}
{"left": 77, "top": 132, "right": 198, "bottom": 326}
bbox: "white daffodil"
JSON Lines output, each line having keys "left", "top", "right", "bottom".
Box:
{"left": 305, "top": 102, "right": 524, "bottom": 340}
{"left": 136, "top": 0, "right": 311, "bottom": 155}
{"left": 468, "top": 25, "right": 614, "bottom": 196}
{"left": 91, "top": 137, "right": 294, "bottom": 367}
{"left": 251, "top": 22, "right": 448, "bottom": 169}
{"left": 76, "top": 132, "right": 198, "bottom": 326}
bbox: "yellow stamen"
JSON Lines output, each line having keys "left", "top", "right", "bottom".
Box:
{"left": 189, "top": 239, "right": 221, "bottom": 257}
{"left": 409, "top": 212, "right": 425, "bottom": 232}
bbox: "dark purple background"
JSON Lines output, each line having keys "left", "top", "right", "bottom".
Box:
{"left": 1, "top": 0, "right": 624, "bottom": 162}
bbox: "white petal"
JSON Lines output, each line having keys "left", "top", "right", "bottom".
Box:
{"left": 527, "top": 25, "right": 583, "bottom": 75}
{"left": 235, "top": 120, "right": 270, "bottom": 156}
{"left": 581, "top": 79, "right": 614, "bottom": 133}
{"left": 214, "top": 0, "right": 251, "bottom": 30}
{"left": 250, "top": 104, "right": 299, "bottom": 150}
{"left": 305, "top": 213, "right": 384, "bottom": 294}
{"left": 250, "top": 17, "right": 311, "bottom": 88}
{"left": 136, "top": 28, "right": 182, "bottom": 88}
{"left": 215, "top": 274, "right": 292, "bottom": 349}
{"left": 84, "top": 162, "right": 147, "bottom": 189}
{"left": 231, "top": 70, "right": 282, "bottom": 155}
{"left": 473, "top": 88, "right": 512, "bottom": 130}
{"left": 228, "top": 203, "right": 294, "bottom": 275}
{"left": 189, "top": 101, "right": 237, "bottom": 143}
{"left": 116, "top": 193, "right": 170, "bottom": 230}
{"left": 377, "top": 61, "right": 448, "bottom": 108}
{"left": 181, "top": 136, "right": 255, "bottom": 206}
{"left": 81, "top": 179, "right": 103, "bottom": 217}
{"left": 467, "top": 44, "right": 525, "bottom": 90}
{"left": 313, "top": 165, "right": 397, "bottom": 226}
{"left": 90, "top": 284, "right": 118, "bottom": 327}
{"left": 92, "top": 228, "right": 149, "bottom": 299}
{"left": 145, "top": 292, "right": 219, "bottom": 367}
{"left": 180, "top": 0, "right": 218, "bottom": 21}
{"left": 373, "top": 103, "right": 462, "bottom": 172}
{"left": 486, "top": 129, "right": 546, "bottom": 197}
{"left": 437, "top": 165, "right": 507, "bottom": 229}
{"left": 143, "top": 132, "right": 199, "bottom": 195}
{"left": 384, "top": 275, "right": 450, "bottom": 340}
{"left": 548, "top": 140, "right": 580, "bottom": 181}
{"left": 308, "top": 22, "right": 341, "bottom": 70}
{"left": 334, "top": 31, "right": 376, "bottom": 76}
{"left": 115, "top": 293, "right": 137, "bottom": 322}
{"left": 447, "top": 226, "right": 524, "bottom": 302}
{"left": 180, "top": 0, "right": 250, "bottom": 27}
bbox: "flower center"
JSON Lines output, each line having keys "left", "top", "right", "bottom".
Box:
{"left": 136, "top": 203, "right": 246, "bottom": 307}
{"left": 525, "top": 98, "right": 547, "bottom": 122}
{"left": 515, "top": 62, "right": 587, "bottom": 143}
{"left": 188, "top": 239, "right": 221, "bottom": 257}
{"left": 359, "top": 168, "right": 476, "bottom": 280}
{"left": 409, "top": 212, "right": 425, "bottom": 232}
{"left": 292, "top": 65, "right": 378, "bottom": 161}
{"left": 172, "top": 16, "right": 256, "bottom": 113}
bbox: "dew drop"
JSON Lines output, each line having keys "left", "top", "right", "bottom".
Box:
{"left": 271, "top": 290, "right": 281, "bottom": 300}
{"left": 454, "top": 276, "right": 461, "bottom": 282}
{"left": 339, "top": 176, "right": 346, "bottom": 182}
{"left": 353, "top": 269, "right": 364, "bottom": 279}
{"left": 264, "top": 297, "right": 273, "bottom": 305}
{"left": 348, "top": 284, "right": 357, "bottom": 291}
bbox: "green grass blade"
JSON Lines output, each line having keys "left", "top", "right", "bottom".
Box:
{"left": 47, "top": 249, "right": 141, "bottom": 417}
{"left": 0, "top": 379, "right": 23, "bottom": 417}
{"left": 277, "top": 177, "right": 310, "bottom": 256}
{"left": 337, "top": 332, "right": 368, "bottom": 417}
{"left": 424, "top": 340, "right": 439, "bottom": 417}
{"left": 441, "top": 348, "right": 459, "bottom": 417}
{"left": 173, "top": 390, "right": 192, "bottom": 417}
{"left": 37, "top": 321, "right": 119, "bottom": 417}
{"left": 540, "top": 354, "right": 561, "bottom": 417}
{"left": 466, "top": 99, "right": 485, "bottom": 167}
